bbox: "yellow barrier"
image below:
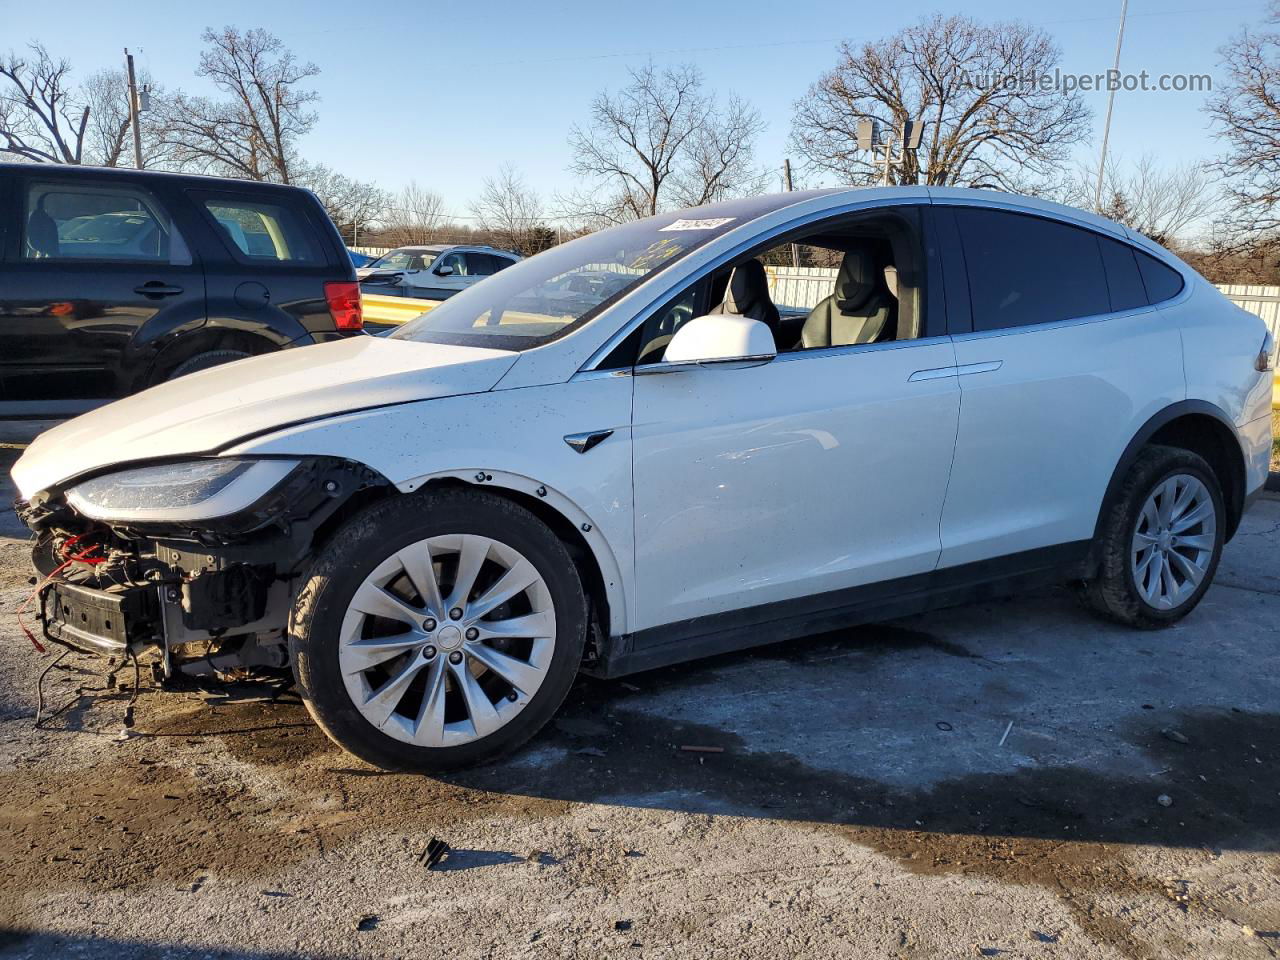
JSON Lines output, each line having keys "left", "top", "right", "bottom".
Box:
{"left": 360, "top": 293, "right": 442, "bottom": 327}
{"left": 1275, "top": 372, "right": 1280, "bottom": 408}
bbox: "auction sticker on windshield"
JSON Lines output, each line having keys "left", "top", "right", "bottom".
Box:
{"left": 659, "top": 218, "right": 737, "bottom": 231}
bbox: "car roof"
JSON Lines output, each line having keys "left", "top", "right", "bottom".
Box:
{"left": 0, "top": 161, "right": 318, "bottom": 196}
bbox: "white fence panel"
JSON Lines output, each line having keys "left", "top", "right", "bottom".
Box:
{"left": 1219, "top": 285, "right": 1280, "bottom": 358}
{"left": 764, "top": 266, "right": 838, "bottom": 310}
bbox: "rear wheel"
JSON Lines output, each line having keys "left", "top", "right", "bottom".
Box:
{"left": 289, "top": 490, "right": 587, "bottom": 771}
{"left": 166, "top": 349, "right": 251, "bottom": 381}
{"left": 1082, "top": 445, "right": 1225, "bottom": 628}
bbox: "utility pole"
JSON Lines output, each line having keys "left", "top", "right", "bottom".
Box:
{"left": 783, "top": 159, "right": 799, "bottom": 267}
{"left": 124, "top": 49, "right": 143, "bottom": 170}
{"left": 1093, "top": 0, "right": 1129, "bottom": 212}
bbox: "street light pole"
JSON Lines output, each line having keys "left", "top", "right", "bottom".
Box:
{"left": 1093, "top": 0, "right": 1129, "bottom": 212}
{"left": 124, "top": 48, "right": 143, "bottom": 170}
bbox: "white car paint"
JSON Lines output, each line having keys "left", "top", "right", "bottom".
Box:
{"left": 631, "top": 338, "right": 960, "bottom": 627}
{"left": 938, "top": 307, "right": 1184, "bottom": 567}
{"left": 12, "top": 186, "right": 1272, "bottom": 646}
{"left": 12, "top": 337, "right": 517, "bottom": 498}
{"left": 221, "top": 377, "right": 636, "bottom": 636}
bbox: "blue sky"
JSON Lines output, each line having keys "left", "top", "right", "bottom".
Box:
{"left": 0, "top": 0, "right": 1266, "bottom": 218}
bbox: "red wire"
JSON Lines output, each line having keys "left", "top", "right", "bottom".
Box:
{"left": 16, "top": 534, "right": 107, "bottom": 654}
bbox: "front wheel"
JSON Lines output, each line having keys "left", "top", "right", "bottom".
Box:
{"left": 1082, "top": 444, "right": 1225, "bottom": 628}
{"left": 289, "top": 490, "right": 588, "bottom": 771}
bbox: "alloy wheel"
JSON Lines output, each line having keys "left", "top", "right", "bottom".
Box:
{"left": 1130, "top": 473, "right": 1217, "bottom": 611}
{"left": 338, "top": 533, "right": 557, "bottom": 746}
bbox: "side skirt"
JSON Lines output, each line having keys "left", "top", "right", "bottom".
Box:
{"left": 586, "top": 541, "right": 1093, "bottom": 678}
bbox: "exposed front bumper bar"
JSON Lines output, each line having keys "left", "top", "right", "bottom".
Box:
{"left": 41, "top": 581, "right": 160, "bottom": 654}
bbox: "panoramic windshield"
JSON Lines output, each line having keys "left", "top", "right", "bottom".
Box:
{"left": 390, "top": 198, "right": 809, "bottom": 351}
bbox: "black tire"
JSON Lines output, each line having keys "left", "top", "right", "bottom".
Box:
{"left": 1081, "top": 444, "right": 1226, "bottom": 628}
{"left": 289, "top": 489, "right": 588, "bottom": 771}
{"left": 167, "top": 349, "right": 251, "bottom": 381}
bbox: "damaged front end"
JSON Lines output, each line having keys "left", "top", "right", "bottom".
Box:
{"left": 18, "top": 457, "right": 388, "bottom": 682}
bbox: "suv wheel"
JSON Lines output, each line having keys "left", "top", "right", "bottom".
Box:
{"left": 289, "top": 490, "right": 587, "bottom": 771}
{"left": 167, "top": 349, "right": 251, "bottom": 381}
{"left": 1083, "top": 444, "right": 1225, "bottom": 628}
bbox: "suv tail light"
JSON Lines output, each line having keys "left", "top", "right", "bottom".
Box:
{"left": 324, "top": 281, "right": 363, "bottom": 332}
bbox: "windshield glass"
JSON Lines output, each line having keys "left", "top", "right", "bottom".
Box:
{"left": 370, "top": 249, "right": 435, "bottom": 271}
{"left": 390, "top": 196, "right": 815, "bottom": 351}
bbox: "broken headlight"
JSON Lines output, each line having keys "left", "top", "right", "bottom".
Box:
{"left": 66, "top": 459, "right": 300, "bottom": 523}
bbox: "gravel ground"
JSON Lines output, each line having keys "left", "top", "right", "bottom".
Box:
{"left": 1, "top": 442, "right": 1279, "bottom": 959}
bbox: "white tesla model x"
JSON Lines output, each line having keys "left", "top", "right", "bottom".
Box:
{"left": 12, "top": 187, "right": 1273, "bottom": 770}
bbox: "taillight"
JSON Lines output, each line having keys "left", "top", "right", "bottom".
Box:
{"left": 324, "top": 281, "right": 363, "bottom": 332}
{"left": 1257, "top": 330, "right": 1275, "bottom": 373}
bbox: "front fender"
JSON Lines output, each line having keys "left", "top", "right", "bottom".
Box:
{"left": 399, "top": 468, "right": 628, "bottom": 637}
{"left": 221, "top": 377, "right": 637, "bottom": 636}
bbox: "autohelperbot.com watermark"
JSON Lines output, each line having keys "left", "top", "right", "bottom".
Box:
{"left": 961, "top": 68, "right": 1212, "bottom": 94}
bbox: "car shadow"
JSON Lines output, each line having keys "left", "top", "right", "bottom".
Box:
{"left": 440, "top": 601, "right": 1280, "bottom": 854}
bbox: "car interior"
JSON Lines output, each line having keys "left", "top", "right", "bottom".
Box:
{"left": 631, "top": 211, "right": 923, "bottom": 364}
{"left": 24, "top": 187, "right": 174, "bottom": 262}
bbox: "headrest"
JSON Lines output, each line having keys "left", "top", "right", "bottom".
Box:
{"left": 25, "top": 208, "right": 59, "bottom": 258}
{"left": 835, "top": 249, "right": 876, "bottom": 312}
{"left": 883, "top": 264, "right": 898, "bottom": 300}
{"left": 723, "top": 258, "right": 771, "bottom": 317}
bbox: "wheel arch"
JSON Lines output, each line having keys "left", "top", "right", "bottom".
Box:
{"left": 1095, "top": 400, "right": 1248, "bottom": 546}
{"left": 138, "top": 327, "right": 287, "bottom": 390}
{"left": 397, "top": 469, "right": 628, "bottom": 643}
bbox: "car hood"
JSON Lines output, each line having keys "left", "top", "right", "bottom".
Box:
{"left": 12, "top": 336, "right": 518, "bottom": 497}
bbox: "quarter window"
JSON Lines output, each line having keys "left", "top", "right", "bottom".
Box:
{"left": 953, "top": 207, "right": 1109, "bottom": 331}
{"left": 201, "top": 197, "right": 320, "bottom": 263}
{"left": 22, "top": 182, "right": 190, "bottom": 264}
{"left": 1136, "top": 250, "right": 1185, "bottom": 304}
{"left": 1098, "top": 237, "right": 1147, "bottom": 312}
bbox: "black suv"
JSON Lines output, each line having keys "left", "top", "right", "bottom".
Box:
{"left": 0, "top": 164, "right": 363, "bottom": 418}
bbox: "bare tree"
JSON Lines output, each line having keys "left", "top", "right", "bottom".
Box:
{"left": 160, "top": 27, "right": 318, "bottom": 183}
{"left": 563, "top": 63, "right": 766, "bottom": 224}
{"left": 0, "top": 41, "right": 169, "bottom": 168}
{"left": 1207, "top": 1, "right": 1280, "bottom": 236}
{"left": 471, "top": 165, "right": 549, "bottom": 255}
{"left": 381, "top": 181, "right": 451, "bottom": 245}
{"left": 0, "top": 43, "right": 89, "bottom": 163}
{"left": 790, "top": 14, "right": 1090, "bottom": 190}
{"left": 82, "top": 68, "right": 167, "bottom": 168}
{"left": 1057, "top": 155, "right": 1218, "bottom": 246}
{"left": 299, "top": 163, "right": 390, "bottom": 245}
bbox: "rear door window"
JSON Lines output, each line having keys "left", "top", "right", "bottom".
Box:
{"left": 199, "top": 195, "right": 321, "bottom": 263}
{"left": 953, "top": 207, "right": 1110, "bottom": 331}
{"left": 22, "top": 181, "right": 191, "bottom": 264}
{"left": 465, "top": 253, "right": 496, "bottom": 276}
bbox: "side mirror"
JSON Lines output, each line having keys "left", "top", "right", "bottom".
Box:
{"left": 435, "top": 265, "right": 454, "bottom": 276}
{"left": 658, "top": 314, "right": 777, "bottom": 367}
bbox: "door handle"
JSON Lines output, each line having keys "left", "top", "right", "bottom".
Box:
{"left": 908, "top": 366, "right": 958, "bottom": 382}
{"left": 955, "top": 360, "right": 1002, "bottom": 376}
{"left": 134, "top": 282, "right": 184, "bottom": 298}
